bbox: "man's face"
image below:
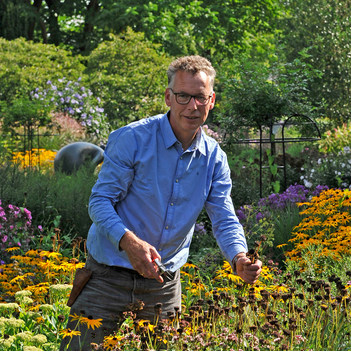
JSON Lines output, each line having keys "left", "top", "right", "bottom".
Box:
{"left": 165, "top": 70, "right": 215, "bottom": 140}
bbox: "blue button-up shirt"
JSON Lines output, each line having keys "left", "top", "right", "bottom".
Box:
{"left": 87, "top": 112, "right": 247, "bottom": 272}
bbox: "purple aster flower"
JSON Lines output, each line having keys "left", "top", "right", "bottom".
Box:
{"left": 236, "top": 208, "right": 247, "bottom": 223}
{"left": 256, "top": 212, "right": 265, "bottom": 222}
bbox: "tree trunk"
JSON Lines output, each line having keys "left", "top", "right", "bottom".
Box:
{"left": 45, "top": 0, "right": 61, "bottom": 46}
{"left": 27, "top": 0, "right": 43, "bottom": 41}
{"left": 80, "top": 0, "right": 100, "bottom": 53}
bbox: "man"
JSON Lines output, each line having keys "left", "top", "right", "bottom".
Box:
{"left": 60, "top": 55, "right": 262, "bottom": 350}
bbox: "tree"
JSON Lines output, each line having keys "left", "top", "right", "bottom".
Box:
{"left": 85, "top": 29, "right": 171, "bottom": 127}
{"left": 216, "top": 50, "right": 323, "bottom": 148}
{"left": 99, "top": 0, "right": 282, "bottom": 63}
{"left": 0, "top": 0, "right": 107, "bottom": 54}
{"left": 0, "top": 0, "right": 283, "bottom": 61}
{"left": 280, "top": 0, "right": 351, "bottom": 123}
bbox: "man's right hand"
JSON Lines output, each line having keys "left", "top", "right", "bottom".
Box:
{"left": 119, "top": 231, "right": 164, "bottom": 283}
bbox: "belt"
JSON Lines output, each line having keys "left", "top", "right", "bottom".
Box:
{"left": 88, "top": 255, "right": 177, "bottom": 281}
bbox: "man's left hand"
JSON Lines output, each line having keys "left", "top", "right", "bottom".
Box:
{"left": 235, "top": 256, "right": 262, "bottom": 284}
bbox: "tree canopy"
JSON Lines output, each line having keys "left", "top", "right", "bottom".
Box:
{"left": 0, "top": 0, "right": 282, "bottom": 61}
{"left": 280, "top": 0, "right": 351, "bottom": 123}
{"left": 1, "top": 0, "right": 351, "bottom": 124}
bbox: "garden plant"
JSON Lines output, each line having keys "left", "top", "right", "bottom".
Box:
{"left": 1, "top": 184, "right": 351, "bottom": 350}
{"left": 2, "top": 4, "right": 351, "bottom": 348}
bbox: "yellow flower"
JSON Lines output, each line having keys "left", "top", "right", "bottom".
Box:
{"left": 59, "top": 328, "right": 81, "bottom": 339}
{"left": 36, "top": 316, "right": 45, "bottom": 323}
{"left": 271, "top": 284, "right": 289, "bottom": 294}
{"left": 214, "top": 261, "right": 243, "bottom": 283}
{"left": 26, "top": 249, "right": 39, "bottom": 257}
{"left": 39, "top": 251, "right": 62, "bottom": 259}
{"left": 260, "top": 266, "right": 273, "bottom": 281}
{"left": 12, "top": 149, "right": 57, "bottom": 170}
{"left": 9, "top": 275, "right": 26, "bottom": 284}
{"left": 183, "top": 263, "right": 198, "bottom": 269}
{"left": 69, "top": 313, "right": 84, "bottom": 322}
{"left": 103, "top": 335, "right": 123, "bottom": 350}
{"left": 80, "top": 316, "right": 103, "bottom": 330}
{"left": 6, "top": 247, "right": 20, "bottom": 252}
{"left": 61, "top": 261, "right": 85, "bottom": 272}
{"left": 28, "top": 283, "right": 50, "bottom": 295}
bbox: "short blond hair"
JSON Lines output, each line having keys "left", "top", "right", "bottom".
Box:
{"left": 167, "top": 55, "right": 216, "bottom": 89}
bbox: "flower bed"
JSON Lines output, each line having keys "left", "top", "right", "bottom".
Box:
{"left": 1, "top": 188, "right": 351, "bottom": 350}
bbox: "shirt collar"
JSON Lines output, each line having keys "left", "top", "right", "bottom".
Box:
{"left": 160, "top": 111, "right": 207, "bottom": 156}
{"left": 161, "top": 112, "right": 178, "bottom": 149}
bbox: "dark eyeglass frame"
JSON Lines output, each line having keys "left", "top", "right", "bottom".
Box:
{"left": 169, "top": 88, "right": 213, "bottom": 106}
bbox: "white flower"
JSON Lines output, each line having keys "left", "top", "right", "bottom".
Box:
{"left": 301, "top": 167, "right": 304, "bottom": 171}
{"left": 300, "top": 176, "right": 304, "bottom": 180}
{"left": 303, "top": 179, "right": 313, "bottom": 188}
{"left": 311, "top": 169, "right": 315, "bottom": 173}
{"left": 338, "top": 172, "right": 341, "bottom": 176}
{"left": 342, "top": 183, "right": 348, "bottom": 188}
{"left": 344, "top": 146, "right": 350, "bottom": 152}
{"left": 318, "top": 159, "right": 322, "bottom": 164}
{"left": 342, "top": 163, "right": 346, "bottom": 168}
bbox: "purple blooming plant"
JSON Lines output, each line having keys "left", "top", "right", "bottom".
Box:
{"left": 0, "top": 200, "right": 36, "bottom": 263}
{"left": 194, "top": 222, "right": 207, "bottom": 236}
{"left": 238, "top": 184, "right": 329, "bottom": 225}
{"left": 236, "top": 184, "right": 330, "bottom": 256}
{"left": 202, "top": 125, "right": 222, "bottom": 143}
{"left": 30, "top": 77, "right": 111, "bottom": 142}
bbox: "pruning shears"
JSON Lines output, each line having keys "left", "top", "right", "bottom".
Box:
{"left": 153, "top": 258, "right": 173, "bottom": 280}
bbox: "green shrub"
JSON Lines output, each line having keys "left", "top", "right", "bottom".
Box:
{"left": 85, "top": 28, "right": 171, "bottom": 128}
{"left": 0, "top": 38, "right": 84, "bottom": 105}
{"left": 0, "top": 161, "right": 96, "bottom": 238}
{"left": 216, "top": 50, "right": 324, "bottom": 150}
{"left": 318, "top": 122, "right": 351, "bottom": 154}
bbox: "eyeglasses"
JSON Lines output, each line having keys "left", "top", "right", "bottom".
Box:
{"left": 169, "top": 88, "right": 212, "bottom": 106}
